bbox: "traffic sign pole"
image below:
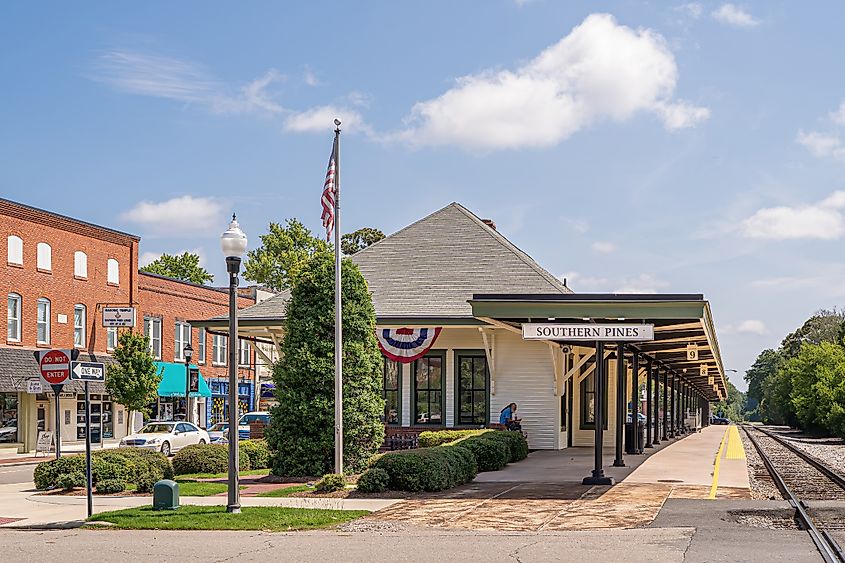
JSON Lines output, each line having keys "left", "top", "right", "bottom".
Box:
{"left": 85, "top": 381, "right": 92, "bottom": 518}
{"left": 51, "top": 384, "right": 62, "bottom": 459}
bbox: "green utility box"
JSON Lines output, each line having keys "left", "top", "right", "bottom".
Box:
{"left": 153, "top": 479, "right": 180, "bottom": 510}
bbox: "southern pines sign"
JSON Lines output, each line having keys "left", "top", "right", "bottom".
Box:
{"left": 522, "top": 323, "right": 655, "bottom": 342}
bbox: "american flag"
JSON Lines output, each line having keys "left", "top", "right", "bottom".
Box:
{"left": 321, "top": 140, "right": 337, "bottom": 241}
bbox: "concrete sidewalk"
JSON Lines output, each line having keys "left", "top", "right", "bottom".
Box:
{"left": 0, "top": 439, "right": 121, "bottom": 466}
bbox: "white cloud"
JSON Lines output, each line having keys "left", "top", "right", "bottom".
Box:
{"left": 677, "top": 3, "right": 703, "bottom": 19}
{"left": 591, "top": 241, "right": 617, "bottom": 254}
{"left": 559, "top": 272, "right": 609, "bottom": 291}
{"left": 711, "top": 4, "right": 759, "bottom": 27}
{"left": 721, "top": 319, "right": 768, "bottom": 335}
{"left": 613, "top": 273, "right": 669, "bottom": 294}
{"left": 303, "top": 65, "right": 319, "bottom": 87}
{"left": 564, "top": 218, "right": 590, "bottom": 233}
{"left": 392, "top": 14, "right": 708, "bottom": 150}
{"left": 831, "top": 101, "right": 845, "bottom": 126}
{"left": 94, "top": 51, "right": 285, "bottom": 116}
{"left": 751, "top": 264, "right": 845, "bottom": 297}
{"left": 140, "top": 251, "right": 161, "bottom": 267}
{"left": 797, "top": 130, "right": 845, "bottom": 159}
{"left": 283, "top": 105, "right": 368, "bottom": 134}
{"left": 121, "top": 196, "right": 225, "bottom": 235}
{"left": 741, "top": 191, "right": 845, "bottom": 240}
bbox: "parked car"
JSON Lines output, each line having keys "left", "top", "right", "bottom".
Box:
{"left": 710, "top": 416, "right": 730, "bottom": 425}
{"left": 0, "top": 419, "right": 17, "bottom": 443}
{"left": 119, "top": 421, "right": 210, "bottom": 456}
{"left": 625, "top": 412, "right": 647, "bottom": 424}
{"left": 207, "top": 422, "right": 230, "bottom": 444}
{"left": 237, "top": 411, "right": 270, "bottom": 440}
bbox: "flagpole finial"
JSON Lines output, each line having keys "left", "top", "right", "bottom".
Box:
{"left": 334, "top": 118, "right": 341, "bottom": 127}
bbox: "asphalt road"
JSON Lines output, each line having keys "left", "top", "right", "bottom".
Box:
{"left": 0, "top": 464, "right": 34, "bottom": 486}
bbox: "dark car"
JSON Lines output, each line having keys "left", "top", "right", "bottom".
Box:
{"left": 710, "top": 416, "right": 730, "bottom": 425}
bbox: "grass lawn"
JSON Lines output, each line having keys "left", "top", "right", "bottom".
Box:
{"left": 174, "top": 481, "right": 228, "bottom": 497}
{"left": 174, "top": 468, "right": 271, "bottom": 480}
{"left": 86, "top": 505, "right": 367, "bottom": 531}
{"left": 255, "top": 484, "right": 312, "bottom": 498}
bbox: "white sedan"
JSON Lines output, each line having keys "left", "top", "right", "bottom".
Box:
{"left": 119, "top": 421, "right": 210, "bottom": 456}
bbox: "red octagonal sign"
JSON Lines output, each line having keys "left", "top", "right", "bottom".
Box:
{"left": 40, "top": 350, "right": 70, "bottom": 385}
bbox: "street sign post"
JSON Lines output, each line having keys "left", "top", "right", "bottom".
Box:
{"left": 102, "top": 307, "right": 136, "bottom": 328}
{"left": 34, "top": 349, "right": 76, "bottom": 459}
{"left": 69, "top": 360, "right": 104, "bottom": 518}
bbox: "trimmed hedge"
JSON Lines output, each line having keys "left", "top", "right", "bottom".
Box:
{"left": 371, "top": 445, "right": 478, "bottom": 492}
{"left": 34, "top": 448, "right": 173, "bottom": 493}
{"left": 480, "top": 431, "right": 529, "bottom": 463}
{"left": 356, "top": 467, "right": 389, "bottom": 493}
{"left": 240, "top": 440, "right": 271, "bottom": 470}
{"left": 172, "top": 443, "right": 250, "bottom": 475}
{"left": 418, "top": 429, "right": 487, "bottom": 448}
{"left": 315, "top": 473, "right": 346, "bottom": 493}
{"left": 96, "top": 479, "right": 126, "bottom": 494}
{"left": 455, "top": 436, "right": 509, "bottom": 472}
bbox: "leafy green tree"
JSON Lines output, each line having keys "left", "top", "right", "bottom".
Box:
{"left": 783, "top": 342, "right": 845, "bottom": 436}
{"left": 762, "top": 363, "right": 798, "bottom": 427}
{"left": 243, "top": 219, "right": 329, "bottom": 291}
{"left": 744, "top": 349, "right": 782, "bottom": 421}
{"left": 780, "top": 308, "right": 845, "bottom": 358}
{"left": 266, "top": 252, "right": 384, "bottom": 476}
{"left": 341, "top": 227, "right": 385, "bottom": 255}
{"left": 713, "top": 380, "right": 746, "bottom": 422}
{"left": 106, "top": 330, "right": 163, "bottom": 431}
{"left": 141, "top": 252, "right": 213, "bottom": 284}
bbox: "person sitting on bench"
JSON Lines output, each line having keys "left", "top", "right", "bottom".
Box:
{"left": 499, "top": 402, "right": 522, "bottom": 431}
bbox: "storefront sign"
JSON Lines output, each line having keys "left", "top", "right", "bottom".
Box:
{"left": 36, "top": 431, "right": 54, "bottom": 454}
{"left": 102, "top": 307, "right": 136, "bottom": 328}
{"left": 26, "top": 380, "right": 43, "bottom": 394}
{"left": 522, "top": 323, "right": 654, "bottom": 342}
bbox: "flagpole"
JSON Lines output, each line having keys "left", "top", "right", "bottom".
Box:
{"left": 333, "top": 118, "right": 343, "bottom": 475}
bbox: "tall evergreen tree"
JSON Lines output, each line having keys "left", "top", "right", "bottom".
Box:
{"left": 266, "top": 252, "right": 384, "bottom": 476}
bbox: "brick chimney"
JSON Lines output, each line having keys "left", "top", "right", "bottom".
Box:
{"left": 481, "top": 219, "right": 497, "bottom": 230}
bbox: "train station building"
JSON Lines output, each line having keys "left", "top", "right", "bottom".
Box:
{"left": 194, "top": 202, "right": 728, "bottom": 474}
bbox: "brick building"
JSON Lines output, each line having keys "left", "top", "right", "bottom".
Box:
{"left": 1, "top": 198, "right": 261, "bottom": 453}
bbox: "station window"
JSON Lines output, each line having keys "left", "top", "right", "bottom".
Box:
{"left": 456, "top": 352, "right": 488, "bottom": 426}
{"left": 7, "top": 236, "right": 23, "bottom": 265}
{"left": 579, "top": 366, "right": 607, "bottom": 430}
{"left": 383, "top": 358, "right": 401, "bottom": 425}
{"left": 413, "top": 352, "right": 444, "bottom": 425}
{"left": 7, "top": 293, "right": 21, "bottom": 342}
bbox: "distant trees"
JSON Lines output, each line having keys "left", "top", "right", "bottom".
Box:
{"left": 341, "top": 227, "right": 384, "bottom": 255}
{"left": 243, "top": 219, "right": 330, "bottom": 292}
{"left": 142, "top": 252, "right": 213, "bottom": 285}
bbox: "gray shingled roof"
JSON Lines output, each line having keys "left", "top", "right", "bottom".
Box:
{"left": 352, "top": 203, "right": 570, "bottom": 318}
{"left": 0, "top": 349, "right": 112, "bottom": 394}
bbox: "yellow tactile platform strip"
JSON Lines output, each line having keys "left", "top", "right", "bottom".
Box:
{"left": 725, "top": 426, "right": 746, "bottom": 460}
{"left": 368, "top": 482, "right": 684, "bottom": 531}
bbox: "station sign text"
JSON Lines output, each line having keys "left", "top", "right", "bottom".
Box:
{"left": 522, "top": 323, "right": 655, "bottom": 342}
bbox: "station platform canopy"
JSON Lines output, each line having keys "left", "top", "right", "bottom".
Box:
{"left": 468, "top": 292, "right": 727, "bottom": 402}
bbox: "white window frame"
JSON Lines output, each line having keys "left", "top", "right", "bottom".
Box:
{"left": 197, "top": 327, "right": 206, "bottom": 364}
{"left": 212, "top": 334, "right": 227, "bottom": 366}
{"left": 144, "top": 316, "right": 162, "bottom": 360}
{"left": 7, "top": 293, "right": 21, "bottom": 342}
{"left": 107, "top": 258, "right": 119, "bottom": 285}
{"left": 174, "top": 322, "right": 191, "bottom": 362}
{"left": 74, "top": 251, "right": 88, "bottom": 278}
{"left": 36, "top": 242, "right": 52, "bottom": 271}
{"left": 7, "top": 236, "right": 23, "bottom": 265}
{"left": 239, "top": 339, "right": 251, "bottom": 367}
{"left": 74, "top": 304, "right": 86, "bottom": 348}
{"left": 37, "top": 297, "right": 50, "bottom": 344}
{"left": 107, "top": 326, "right": 118, "bottom": 351}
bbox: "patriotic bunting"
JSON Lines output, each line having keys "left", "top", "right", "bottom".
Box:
{"left": 376, "top": 327, "right": 442, "bottom": 363}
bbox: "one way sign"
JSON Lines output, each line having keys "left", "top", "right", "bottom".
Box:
{"left": 70, "top": 361, "right": 106, "bottom": 382}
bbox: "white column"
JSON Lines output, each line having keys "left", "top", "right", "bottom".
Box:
{"left": 401, "top": 363, "right": 412, "bottom": 426}
{"left": 445, "top": 349, "right": 454, "bottom": 427}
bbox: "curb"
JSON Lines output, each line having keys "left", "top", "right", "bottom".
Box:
{"left": 0, "top": 460, "right": 42, "bottom": 468}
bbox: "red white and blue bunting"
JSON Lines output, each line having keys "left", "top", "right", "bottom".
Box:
{"left": 376, "top": 327, "right": 442, "bottom": 363}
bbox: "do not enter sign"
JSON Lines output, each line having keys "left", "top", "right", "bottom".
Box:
{"left": 39, "top": 350, "right": 71, "bottom": 385}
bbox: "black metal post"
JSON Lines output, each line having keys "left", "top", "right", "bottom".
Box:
{"left": 226, "top": 256, "right": 241, "bottom": 514}
{"left": 184, "top": 359, "right": 190, "bottom": 424}
{"left": 645, "top": 359, "right": 653, "bottom": 448}
{"left": 613, "top": 343, "right": 625, "bottom": 467}
{"left": 661, "top": 369, "right": 668, "bottom": 441}
{"left": 652, "top": 363, "right": 660, "bottom": 445}
{"left": 630, "top": 352, "right": 640, "bottom": 454}
{"left": 669, "top": 374, "right": 676, "bottom": 438}
{"left": 53, "top": 387, "right": 61, "bottom": 459}
{"left": 583, "top": 342, "right": 613, "bottom": 485}
{"left": 84, "top": 381, "right": 92, "bottom": 518}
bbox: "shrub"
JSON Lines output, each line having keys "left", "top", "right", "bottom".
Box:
{"left": 418, "top": 429, "right": 486, "bottom": 448}
{"left": 455, "top": 436, "right": 509, "bottom": 472}
{"left": 371, "top": 445, "right": 477, "bottom": 492}
{"left": 240, "top": 440, "right": 271, "bottom": 470}
{"left": 96, "top": 479, "right": 126, "bottom": 494}
{"left": 315, "top": 473, "right": 346, "bottom": 493}
{"left": 172, "top": 443, "right": 250, "bottom": 475}
{"left": 481, "top": 431, "right": 529, "bottom": 463}
{"left": 34, "top": 448, "right": 173, "bottom": 492}
{"left": 356, "top": 468, "right": 389, "bottom": 493}
{"left": 57, "top": 471, "right": 85, "bottom": 490}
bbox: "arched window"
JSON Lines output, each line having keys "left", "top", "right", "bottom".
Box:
{"left": 107, "top": 258, "right": 119, "bottom": 285}
{"left": 37, "top": 298, "right": 50, "bottom": 344}
{"left": 74, "top": 304, "right": 86, "bottom": 348}
{"left": 7, "top": 293, "right": 21, "bottom": 342}
{"left": 36, "top": 242, "right": 51, "bottom": 271}
{"left": 7, "top": 236, "right": 22, "bottom": 265}
{"left": 74, "top": 251, "right": 88, "bottom": 278}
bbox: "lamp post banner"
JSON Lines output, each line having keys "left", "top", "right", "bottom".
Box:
{"left": 523, "top": 323, "right": 654, "bottom": 342}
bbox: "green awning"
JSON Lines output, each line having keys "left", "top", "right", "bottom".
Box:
{"left": 155, "top": 362, "right": 212, "bottom": 398}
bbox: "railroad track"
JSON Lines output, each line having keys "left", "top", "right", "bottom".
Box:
{"left": 743, "top": 425, "right": 845, "bottom": 562}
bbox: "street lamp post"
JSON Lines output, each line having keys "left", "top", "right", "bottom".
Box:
{"left": 221, "top": 214, "right": 247, "bottom": 515}
{"left": 183, "top": 343, "right": 193, "bottom": 424}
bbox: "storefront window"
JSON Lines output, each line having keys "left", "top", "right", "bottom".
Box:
{"left": 456, "top": 352, "right": 488, "bottom": 425}
{"left": 74, "top": 304, "right": 86, "bottom": 348}
{"left": 383, "top": 359, "right": 401, "bottom": 424}
{"left": 413, "top": 352, "right": 444, "bottom": 425}
{"left": 144, "top": 316, "right": 162, "bottom": 359}
{"left": 0, "top": 393, "right": 19, "bottom": 443}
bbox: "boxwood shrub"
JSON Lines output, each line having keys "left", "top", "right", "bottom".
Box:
{"left": 314, "top": 473, "right": 346, "bottom": 493}
{"left": 371, "top": 445, "right": 477, "bottom": 492}
{"left": 418, "top": 429, "right": 486, "bottom": 448}
{"left": 57, "top": 471, "right": 85, "bottom": 490}
{"left": 454, "top": 436, "right": 509, "bottom": 472}
{"left": 33, "top": 448, "right": 172, "bottom": 493}
{"left": 96, "top": 479, "right": 126, "bottom": 494}
{"left": 240, "top": 439, "right": 271, "bottom": 470}
{"left": 356, "top": 467, "right": 389, "bottom": 493}
{"left": 480, "top": 431, "right": 529, "bottom": 463}
{"left": 172, "top": 443, "right": 250, "bottom": 475}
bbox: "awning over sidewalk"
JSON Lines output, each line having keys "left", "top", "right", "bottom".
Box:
{"left": 154, "top": 362, "right": 212, "bottom": 398}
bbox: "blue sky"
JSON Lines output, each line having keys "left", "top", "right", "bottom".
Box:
{"left": 3, "top": 1, "right": 845, "bottom": 390}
